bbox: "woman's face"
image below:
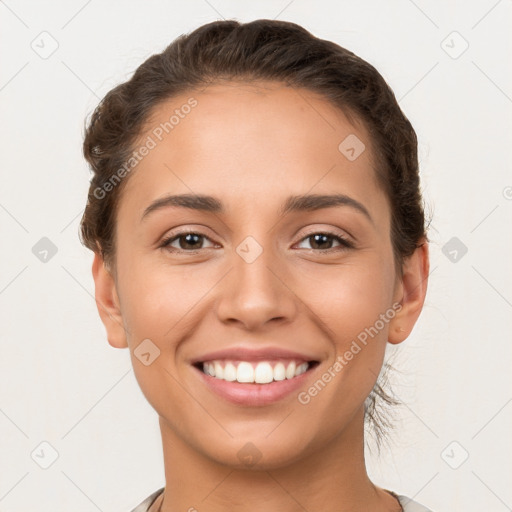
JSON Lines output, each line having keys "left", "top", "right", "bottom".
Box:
{"left": 93, "top": 81, "right": 425, "bottom": 468}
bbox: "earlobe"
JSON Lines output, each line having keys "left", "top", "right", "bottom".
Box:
{"left": 91, "top": 253, "right": 128, "bottom": 349}
{"left": 388, "top": 240, "right": 430, "bottom": 345}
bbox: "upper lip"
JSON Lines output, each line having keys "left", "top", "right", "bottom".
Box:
{"left": 190, "top": 346, "right": 320, "bottom": 364}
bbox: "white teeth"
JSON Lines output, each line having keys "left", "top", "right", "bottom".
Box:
{"left": 201, "top": 360, "right": 311, "bottom": 383}
{"left": 295, "top": 362, "right": 308, "bottom": 376}
{"left": 285, "top": 361, "right": 296, "bottom": 379}
{"left": 254, "top": 362, "right": 273, "bottom": 384}
{"left": 236, "top": 362, "right": 254, "bottom": 383}
{"left": 223, "top": 362, "right": 237, "bottom": 381}
{"left": 273, "top": 362, "right": 286, "bottom": 381}
{"left": 214, "top": 362, "right": 224, "bottom": 380}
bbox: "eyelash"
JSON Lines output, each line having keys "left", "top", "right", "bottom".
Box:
{"left": 159, "top": 229, "right": 355, "bottom": 254}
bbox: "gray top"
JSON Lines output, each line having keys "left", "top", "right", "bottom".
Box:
{"left": 129, "top": 487, "right": 434, "bottom": 511}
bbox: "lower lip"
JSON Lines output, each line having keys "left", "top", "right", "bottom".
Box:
{"left": 193, "top": 365, "right": 317, "bottom": 406}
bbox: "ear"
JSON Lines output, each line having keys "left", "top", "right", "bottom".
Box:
{"left": 388, "top": 240, "right": 430, "bottom": 344}
{"left": 91, "top": 252, "right": 128, "bottom": 349}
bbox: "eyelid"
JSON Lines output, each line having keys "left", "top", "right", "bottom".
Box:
{"left": 297, "top": 226, "right": 354, "bottom": 243}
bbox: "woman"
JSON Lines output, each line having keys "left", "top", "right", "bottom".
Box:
{"left": 80, "top": 19, "right": 432, "bottom": 512}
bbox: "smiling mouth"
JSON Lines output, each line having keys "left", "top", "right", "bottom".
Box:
{"left": 193, "top": 359, "right": 320, "bottom": 384}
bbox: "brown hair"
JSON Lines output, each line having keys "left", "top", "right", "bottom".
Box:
{"left": 80, "top": 18, "right": 429, "bottom": 449}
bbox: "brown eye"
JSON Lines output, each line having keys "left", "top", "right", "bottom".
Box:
{"left": 296, "top": 232, "right": 353, "bottom": 251}
{"left": 161, "top": 231, "right": 216, "bottom": 252}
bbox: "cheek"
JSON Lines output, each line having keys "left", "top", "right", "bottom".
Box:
{"left": 117, "top": 255, "right": 206, "bottom": 415}
{"left": 310, "top": 257, "right": 395, "bottom": 342}
{"left": 309, "top": 257, "right": 396, "bottom": 395}
{"left": 116, "top": 253, "right": 204, "bottom": 342}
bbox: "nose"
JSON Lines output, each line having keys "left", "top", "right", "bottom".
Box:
{"left": 215, "top": 240, "right": 298, "bottom": 331}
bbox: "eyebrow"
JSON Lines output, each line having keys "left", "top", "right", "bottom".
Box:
{"left": 141, "top": 193, "right": 374, "bottom": 224}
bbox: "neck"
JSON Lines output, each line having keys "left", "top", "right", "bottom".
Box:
{"left": 155, "top": 407, "right": 400, "bottom": 512}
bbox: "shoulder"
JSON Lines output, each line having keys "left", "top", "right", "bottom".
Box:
{"left": 129, "top": 488, "right": 433, "bottom": 512}
{"left": 129, "top": 488, "right": 165, "bottom": 512}
{"left": 396, "top": 494, "right": 435, "bottom": 512}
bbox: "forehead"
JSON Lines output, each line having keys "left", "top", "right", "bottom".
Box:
{"left": 119, "top": 81, "right": 388, "bottom": 224}
{"left": 143, "top": 80, "right": 373, "bottom": 154}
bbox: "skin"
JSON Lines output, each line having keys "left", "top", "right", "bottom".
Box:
{"left": 92, "top": 81, "right": 429, "bottom": 512}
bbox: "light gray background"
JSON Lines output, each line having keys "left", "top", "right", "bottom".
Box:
{"left": 1, "top": 1, "right": 511, "bottom": 511}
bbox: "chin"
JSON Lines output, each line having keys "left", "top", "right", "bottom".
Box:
{"left": 189, "top": 427, "right": 318, "bottom": 471}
